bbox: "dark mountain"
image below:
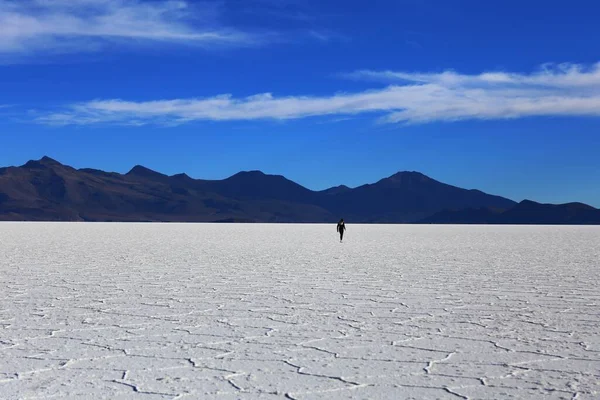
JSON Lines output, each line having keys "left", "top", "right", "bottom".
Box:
{"left": 0, "top": 157, "right": 595, "bottom": 224}
{"left": 419, "top": 200, "right": 600, "bottom": 225}
{"left": 0, "top": 158, "right": 334, "bottom": 222}
{"left": 1, "top": 158, "right": 220, "bottom": 222}
{"left": 500, "top": 200, "right": 600, "bottom": 224}
{"left": 126, "top": 165, "right": 170, "bottom": 181}
{"left": 208, "top": 171, "right": 318, "bottom": 204}
{"left": 320, "top": 171, "right": 515, "bottom": 222}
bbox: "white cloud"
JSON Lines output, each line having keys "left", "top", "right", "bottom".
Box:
{"left": 343, "top": 63, "right": 600, "bottom": 88}
{"left": 0, "top": 0, "right": 257, "bottom": 57}
{"left": 37, "top": 62, "right": 600, "bottom": 126}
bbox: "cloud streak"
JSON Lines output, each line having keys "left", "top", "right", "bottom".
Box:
{"left": 343, "top": 63, "right": 600, "bottom": 88}
{"left": 37, "top": 62, "right": 600, "bottom": 126}
{"left": 0, "top": 0, "right": 258, "bottom": 58}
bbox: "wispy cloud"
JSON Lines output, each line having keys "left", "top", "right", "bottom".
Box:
{"left": 37, "top": 62, "right": 600, "bottom": 126}
{"left": 342, "top": 63, "right": 600, "bottom": 88}
{"left": 0, "top": 0, "right": 258, "bottom": 59}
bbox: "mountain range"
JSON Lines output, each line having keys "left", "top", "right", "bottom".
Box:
{"left": 0, "top": 157, "right": 598, "bottom": 224}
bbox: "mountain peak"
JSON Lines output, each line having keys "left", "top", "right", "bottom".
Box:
{"left": 389, "top": 171, "right": 430, "bottom": 179}
{"left": 225, "top": 170, "right": 270, "bottom": 180}
{"left": 518, "top": 199, "right": 596, "bottom": 211}
{"left": 564, "top": 202, "right": 597, "bottom": 210}
{"left": 22, "top": 156, "right": 63, "bottom": 169}
{"left": 40, "top": 156, "right": 62, "bottom": 165}
{"left": 237, "top": 170, "right": 266, "bottom": 176}
{"left": 382, "top": 171, "right": 434, "bottom": 185}
{"left": 126, "top": 165, "right": 166, "bottom": 179}
{"left": 518, "top": 199, "right": 540, "bottom": 206}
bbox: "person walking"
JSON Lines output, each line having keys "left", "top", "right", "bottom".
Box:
{"left": 336, "top": 218, "right": 346, "bottom": 242}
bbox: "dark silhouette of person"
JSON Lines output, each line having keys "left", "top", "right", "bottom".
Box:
{"left": 336, "top": 219, "right": 346, "bottom": 242}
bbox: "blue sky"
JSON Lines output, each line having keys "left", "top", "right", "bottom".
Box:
{"left": 1, "top": 0, "right": 599, "bottom": 206}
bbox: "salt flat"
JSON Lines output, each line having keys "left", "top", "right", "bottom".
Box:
{"left": 0, "top": 223, "right": 599, "bottom": 400}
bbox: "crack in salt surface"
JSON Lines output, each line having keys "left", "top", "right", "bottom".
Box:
{"left": 283, "top": 360, "right": 364, "bottom": 386}
{"left": 424, "top": 352, "right": 456, "bottom": 374}
{"left": 110, "top": 379, "right": 177, "bottom": 396}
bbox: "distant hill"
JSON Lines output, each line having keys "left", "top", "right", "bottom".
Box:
{"left": 418, "top": 200, "right": 600, "bottom": 225}
{"left": 318, "top": 171, "right": 515, "bottom": 222}
{"left": 0, "top": 157, "right": 596, "bottom": 224}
